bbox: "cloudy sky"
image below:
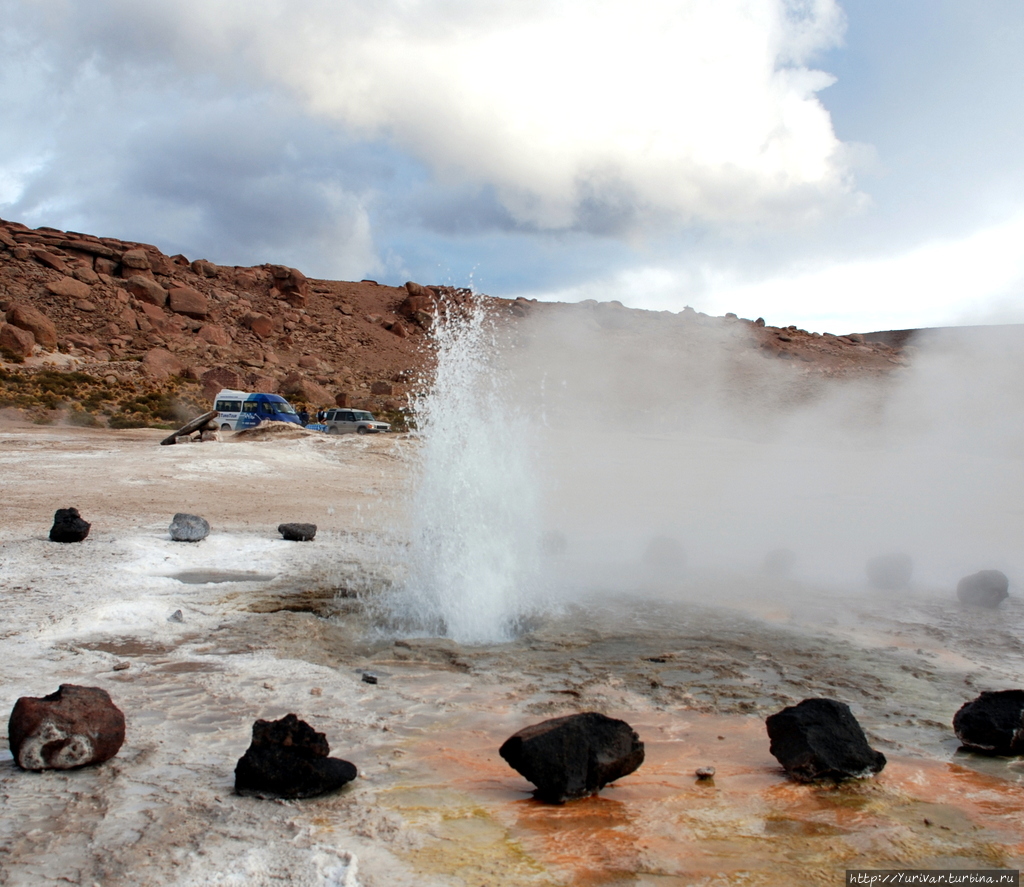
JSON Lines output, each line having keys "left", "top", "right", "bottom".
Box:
{"left": 2, "top": 0, "right": 1022, "bottom": 333}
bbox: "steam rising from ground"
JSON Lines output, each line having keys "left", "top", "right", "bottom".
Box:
{"left": 393, "top": 304, "right": 543, "bottom": 643}
{"left": 396, "top": 302, "right": 1024, "bottom": 642}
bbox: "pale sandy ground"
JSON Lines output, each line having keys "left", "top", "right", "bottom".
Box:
{"left": 2, "top": 423, "right": 1024, "bottom": 886}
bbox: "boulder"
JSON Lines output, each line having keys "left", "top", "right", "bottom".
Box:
{"left": 141, "top": 347, "right": 185, "bottom": 380}
{"left": 168, "top": 285, "right": 210, "bottom": 319}
{"left": 125, "top": 275, "right": 168, "bottom": 307}
{"left": 279, "top": 522, "right": 317, "bottom": 542}
{"left": 191, "top": 259, "right": 218, "bottom": 278}
{"left": 957, "top": 570, "right": 1009, "bottom": 608}
{"left": 953, "top": 690, "right": 1024, "bottom": 755}
{"left": 32, "top": 249, "right": 68, "bottom": 273}
{"left": 268, "top": 265, "right": 309, "bottom": 307}
{"left": 242, "top": 312, "right": 274, "bottom": 338}
{"left": 279, "top": 373, "right": 332, "bottom": 406}
{"left": 201, "top": 367, "right": 244, "bottom": 400}
{"left": 0, "top": 323, "right": 35, "bottom": 359}
{"left": 198, "top": 324, "right": 232, "bottom": 346}
{"left": 498, "top": 712, "right": 645, "bottom": 803}
{"left": 866, "top": 553, "right": 913, "bottom": 590}
{"left": 46, "top": 275, "right": 92, "bottom": 300}
{"left": 49, "top": 507, "right": 90, "bottom": 543}
{"left": 9, "top": 684, "right": 125, "bottom": 770}
{"left": 371, "top": 381, "right": 394, "bottom": 396}
{"left": 765, "top": 698, "right": 886, "bottom": 782}
{"left": 234, "top": 713, "right": 358, "bottom": 799}
{"left": 169, "top": 513, "right": 210, "bottom": 542}
{"left": 6, "top": 304, "right": 57, "bottom": 349}
{"left": 120, "top": 248, "right": 151, "bottom": 271}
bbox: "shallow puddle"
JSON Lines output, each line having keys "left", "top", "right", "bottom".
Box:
{"left": 170, "top": 570, "right": 276, "bottom": 584}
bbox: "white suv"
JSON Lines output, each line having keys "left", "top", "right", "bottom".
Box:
{"left": 323, "top": 409, "right": 390, "bottom": 435}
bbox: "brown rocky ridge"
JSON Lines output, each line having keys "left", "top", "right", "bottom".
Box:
{"left": 0, "top": 216, "right": 915, "bottom": 428}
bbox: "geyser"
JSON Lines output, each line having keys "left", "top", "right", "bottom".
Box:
{"left": 394, "top": 299, "right": 543, "bottom": 644}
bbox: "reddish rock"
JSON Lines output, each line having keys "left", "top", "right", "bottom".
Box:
{"left": 138, "top": 302, "right": 166, "bottom": 323}
{"left": 0, "top": 228, "right": 18, "bottom": 248}
{"left": 371, "top": 381, "right": 394, "bottom": 396}
{"left": 168, "top": 286, "right": 210, "bottom": 319}
{"left": 298, "top": 355, "right": 319, "bottom": 369}
{"left": 280, "top": 372, "right": 332, "bottom": 406}
{"left": 65, "top": 334, "right": 100, "bottom": 351}
{"left": 334, "top": 392, "right": 350, "bottom": 408}
{"left": 142, "top": 347, "right": 185, "bottom": 380}
{"left": 191, "top": 259, "right": 218, "bottom": 278}
{"left": 121, "top": 248, "right": 151, "bottom": 271}
{"left": 242, "top": 312, "right": 274, "bottom": 338}
{"left": 32, "top": 249, "right": 67, "bottom": 273}
{"left": 94, "top": 257, "right": 118, "bottom": 276}
{"left": 72, "top": 265, "right": 101, "bottom": 285}
{"left": 0, "top": 323, "right": 35, "bottom": 358}
{"left": 198, "top": 324, "right": 232, "bottom": 346}
{"left": 60, "top": 239, "right": 118, "bottom": 259}
{"left": 149, "top": 254, "right": 175, "bottom": 276}
{"left": 389, "top": 321, "right": 408, "bottom": 339}
{"left": 269, "top": 265, "right": 309, "bottom": 307}
{"left": 201, "top": 367, "right": 244, "bottom": 400}
{"left": 74, "top": 300, "right": 97, "bottom": 312}
{"left": 125, "top": 275, "right": 168, "bottom": 307}
{"left": 9, "top": 684, "right": 125, "bottom": 770}
{"left": 46, "top": 276, "right": 92, "bottom": 300}
{"left": 234, "top": 268, "right": 265, "bottom": 288}
{"left": 6, "top": 304, "right": 57, "bottom": 349}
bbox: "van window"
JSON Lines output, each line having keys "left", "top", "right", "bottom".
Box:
{"left": 216, "top": 400, "right": 242, "bottom": 412}
{"left": 242, "top": 402, "right": 259, "bottom": 413}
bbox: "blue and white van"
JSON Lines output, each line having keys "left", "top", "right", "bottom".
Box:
{"left": 213, "top": 389, "right": 303, "bottom": 431}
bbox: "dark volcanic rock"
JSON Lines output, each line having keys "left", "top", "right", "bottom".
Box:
{"left": 169, "top": 512, "right": 210, "bottom": 542}
{"left": 234, "top": 713, "right": 357, "bottom": 799}
{"left": 865, "top": 552, "right": 913, "bottom": 590}
{"left": 9, "top": 684, "right": 125, "bottom": 770}
{"left": 953, "top": 690, "right": 1024, "bottom": 755}
{"left": 956, "top": 570, "right": 1009, "bottom": 608}
{"left": 766, "top": 698, "right": 886, "bottom": 782}
{"left": 278, "top": 522, "right": 317, "bottom": 542}
{"left": 498, "top": 711, "right": 645, "bottom": 803}
{"left": 49, "top": 507, "right": 90, "bottom": 543}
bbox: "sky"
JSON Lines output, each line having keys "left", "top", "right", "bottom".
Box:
{"left": 1, "top": 0, "right": 1023, "bottom": 333}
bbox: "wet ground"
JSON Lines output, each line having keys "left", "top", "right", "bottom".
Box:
{"left": 1, "top": 425, "right": 1023, "bottom": 885}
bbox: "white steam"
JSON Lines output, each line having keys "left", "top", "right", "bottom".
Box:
{"left": 394, "top": 301, "right": 543, "bottom": 644}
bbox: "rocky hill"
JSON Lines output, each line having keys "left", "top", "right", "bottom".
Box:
{"left": 0, "top": 216, "right": 909, "bottom": 428}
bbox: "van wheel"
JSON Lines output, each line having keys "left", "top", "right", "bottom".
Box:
{"left": 357, "top": 426, "right": 369, "bottom": 434}
{"left": 220, "top": 423, "right": 231, "bottom": 432}
{"left": 327, "top": 426, "right": 340, "bottom": 435}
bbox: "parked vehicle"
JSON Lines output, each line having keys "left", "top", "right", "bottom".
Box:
{"left": 213, "top": 389, "right": 303, "bottom": 431}
{"left": 322, "top": 408, "right": 391, "bottom": 435}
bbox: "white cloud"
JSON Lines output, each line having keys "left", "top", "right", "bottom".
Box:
{"left": 43, "top": 0, "right": 854, "bottom": 234}
{"left": 523, "top": 212, "right": 1024, "bottom": 333}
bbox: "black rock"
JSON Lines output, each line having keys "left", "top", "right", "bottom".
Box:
{"left": 49, "top": 507, "right": 91, "bottom": 543}
{"left": 953, "top": 690, "right": 1024, "bottom": 755}
{"left": 234, "top": 713, "right": 356, "bottom": 799}
{"left": 956, "top": 570, "right": 1009, "bottom": 608}
{"left": 765, "top": 698, "right": 886, "bottom": 782}
{"left": 865, "top": 553, "right": 913, "bottom": 590}
{"left": 169, "top": 513, "right": 210, "bottom": 542}
{"left": 499, "top": 711, "right": 645, "bottom": 803}
{"left": 279, "top": 522, "right": 317, "bottom": 542}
